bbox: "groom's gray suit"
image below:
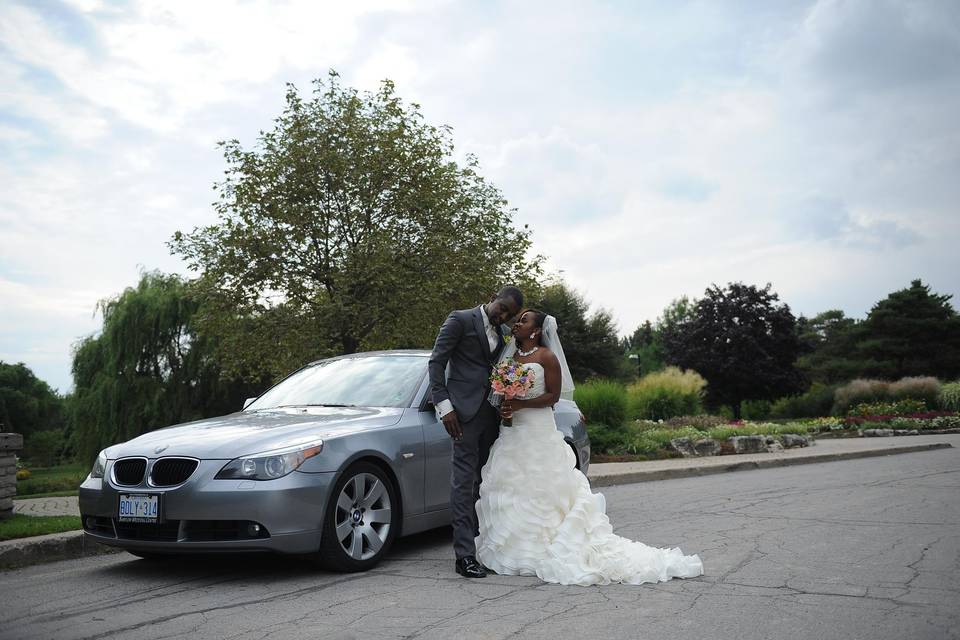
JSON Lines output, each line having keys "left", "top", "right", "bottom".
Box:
{"left": 429, "top": 306, "right": 508, "bottom": 559}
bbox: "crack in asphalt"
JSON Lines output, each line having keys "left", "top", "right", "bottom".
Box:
{"left": 67, "top": 571, "right": 375, "bottom": 640}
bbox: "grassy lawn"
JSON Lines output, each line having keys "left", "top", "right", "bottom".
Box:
{"left": 15, "top": 463, "right": 87, "bottom": 498}
{"left": 0, "top": 514, "right": 82, "bottom": 541}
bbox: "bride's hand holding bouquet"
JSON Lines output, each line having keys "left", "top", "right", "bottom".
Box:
{"left": 490, "top": 359, "right": 535, "bottom": 426}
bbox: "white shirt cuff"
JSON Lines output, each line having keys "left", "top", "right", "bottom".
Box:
{"left": 435, "top": 399, "right": 454, "bottom": 420}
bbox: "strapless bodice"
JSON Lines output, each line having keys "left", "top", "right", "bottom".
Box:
{"left": 517, "top": 361, "right": 545, "bottom": 399}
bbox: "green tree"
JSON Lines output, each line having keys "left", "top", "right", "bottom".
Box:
{"left": 70, "top": 271, "right": 264, "bottom": 463}
{"left": 858, "top": 279, "right": 960, "bottom": 380}
{"left": 533, "top": 282, "right": 623, "bottom": 381}
{"left": 795, "top": 310, "right": 865, "bottom": 384}
{"left": 661, "top": 282, "right": 805, "bottom": 419}
{"left": 621, "top": 298, "right": 697, "bottom": 378}
{"left": 658, "top": 296, "right": 697, "bottom": 334}
{"left": 0, "top": 362, "right": 65, "bottom": 438}
{"left": 170, "top": 71, "right": 540, "bottom": 381}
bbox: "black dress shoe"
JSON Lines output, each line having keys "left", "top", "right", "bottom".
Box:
{"left": 455, "top": 556, "right": 487, "bottom": 578}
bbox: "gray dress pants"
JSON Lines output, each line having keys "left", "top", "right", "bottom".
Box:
{"left": 451, "top": 401, "right": 500, "bottom": 559}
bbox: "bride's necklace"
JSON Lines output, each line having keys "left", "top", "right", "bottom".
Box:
{"left": 516, "top": 344, "right": 539, "bottom": 357}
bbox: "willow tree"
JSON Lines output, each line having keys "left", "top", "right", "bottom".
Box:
{"left": 169, "top": 71, "right": 540, "bottom": 381}
{"left": 70, "top": 271, "right": 263, "bottom": 462}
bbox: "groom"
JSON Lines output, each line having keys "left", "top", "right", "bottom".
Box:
{"left": 428, "top": 286, "right": 524, "bottom": 578}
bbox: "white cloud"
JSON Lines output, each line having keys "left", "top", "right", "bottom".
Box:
{"left": 1, "top": 0, "right": 958, "bottom": 392}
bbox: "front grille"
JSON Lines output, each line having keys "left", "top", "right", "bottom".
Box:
{"left": 113, "top": 458, "right": 147, "bottom": 485}
{"left": 150, "top": 458, "right": 198, "bottom": 487}
{"left": 115, "top": 519, "right": 181, "bottom": 542}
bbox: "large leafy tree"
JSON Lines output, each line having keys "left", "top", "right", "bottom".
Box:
{"left": 533, "top": 282, "right": 623, "bottom": 381}
{"left": 857, "top": 279, "right": 960, "bottom": 380}
{"left": 795, "top": 310, "right": 865, "bottom": 384}
{"left": 170, "top": 71, "right": 540, "bottom": 381}
{"left": 0, "top": 362, "right": 65, "bottom": 437}
{"left": 662, "top": 282, "right": 805, "bottom": 418}
{"left": 70, "top": 271, "right": 264, "bottom": 463}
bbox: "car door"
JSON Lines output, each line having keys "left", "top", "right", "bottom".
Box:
{"left": 421, "top": 406, "right": 453, "bottom": 511}
{"left": 414, "top": 379, "right": 454, "bottom": 512}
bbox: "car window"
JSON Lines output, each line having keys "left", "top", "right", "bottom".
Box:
{"left": 247, "top": 355, "right": 428, "bottom": 410}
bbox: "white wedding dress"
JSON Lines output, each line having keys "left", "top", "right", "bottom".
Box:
{"left": 475, "top": 362, "right": 704, "bottom": 586}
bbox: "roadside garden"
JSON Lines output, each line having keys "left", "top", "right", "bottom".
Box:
{"left": 576, "top": 370, "right": 960, "bottom": 461}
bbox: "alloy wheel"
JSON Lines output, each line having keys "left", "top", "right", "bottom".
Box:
{"left": 333, "top": 471, "right": 392, "bottom": 561}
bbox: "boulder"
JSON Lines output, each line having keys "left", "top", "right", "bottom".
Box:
{"left": 781, "top": 434, "right": 809, "bottom": 448}
{"left": 729, "top": 435, "right": 767, "bottom": 454}
{"left": 692, "top": 439, "right": 720, "bottom": 456}
{"left": 862, "top": 428, "right": 895, "bottom": 437}
{"left": 767, "top": 441, "right": 784, "bottom": 453}
{"left": 670, "top": 438, "right": 696, "bottom": 457}
{"left": 894, "top": 429, "right": 919, "bottom": 436}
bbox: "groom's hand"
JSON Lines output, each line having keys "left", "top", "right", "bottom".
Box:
{"left": 442, "top": 412, "right": 463, "bottom": 440}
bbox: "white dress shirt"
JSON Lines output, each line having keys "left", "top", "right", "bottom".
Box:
{"left": 436, "top": 305, "right": 498, "bottom": 419}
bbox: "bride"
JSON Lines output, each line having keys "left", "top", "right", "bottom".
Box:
{"left": 475, "top": 309, "right": 704, "bottom": 586}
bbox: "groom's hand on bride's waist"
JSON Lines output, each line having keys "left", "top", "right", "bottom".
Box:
{"left": 442, "top": 411, "right": 463, "bottom": 440}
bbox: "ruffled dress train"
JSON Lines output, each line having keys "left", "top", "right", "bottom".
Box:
{"left": 475, "top": 363, "right": 704, "bottom": 586}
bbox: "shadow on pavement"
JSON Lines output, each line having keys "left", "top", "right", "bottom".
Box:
{"left": 85, "top": 525, "right": 453, "bottom": 580}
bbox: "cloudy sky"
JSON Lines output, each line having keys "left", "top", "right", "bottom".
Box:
{"left": 2, "top": 0, "right": 958, "bottom": 393}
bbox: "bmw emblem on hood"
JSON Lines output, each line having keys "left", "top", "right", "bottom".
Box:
{"left": 154, "top": 444, "right": 169, "bottom": 454}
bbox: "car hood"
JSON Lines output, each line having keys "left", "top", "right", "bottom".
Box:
{"left": 105, "top": 406, "right": 405, "bottom": 460}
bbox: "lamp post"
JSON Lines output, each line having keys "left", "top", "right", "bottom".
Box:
{"left": 628, "top": 353, "right": 641, "bottom": 379}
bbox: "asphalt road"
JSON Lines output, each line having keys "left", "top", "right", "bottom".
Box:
{"left": 3, "top": 447, "right": 958, "bottom": 640}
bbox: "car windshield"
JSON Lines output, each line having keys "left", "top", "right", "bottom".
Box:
{"left": 246, "top": 354, "right": 428, "bottom": 410}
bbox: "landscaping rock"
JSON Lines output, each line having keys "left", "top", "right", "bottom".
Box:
{"left": 729, "top": 435, "right": 767, "bottom": 454}
{"left": 671, "top": 437, "right": 721, "bottom": 457}
{"left": 767, "top": 441, "right": 784, "bottom": 453}
{"left": 894, "top": 430, "right": 919, "bottom": 436}
{"left": 692, "top": 439, "right": 720, "bottom": 456}
{"left": 670, "top": 438, "right": 696, "bottom": 457}
{"left": 863, "top": 428, "right": 895, "bottom": 437}
{"left": 781, "top": 434, "right": 810, "bottom": 448}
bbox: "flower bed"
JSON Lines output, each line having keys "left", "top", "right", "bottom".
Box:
{"left": 844, "top": 412, "right": 958, "bottom": 428}
{"left": 586, "top": 411, "right": 960, "bottom": 461}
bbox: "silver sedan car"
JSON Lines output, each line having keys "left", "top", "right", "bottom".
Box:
{"left": 79, "top": 350, "right": 590, "bottom": 571}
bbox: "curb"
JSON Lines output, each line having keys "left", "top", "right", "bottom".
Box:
{"left": 588, "top": 442, "right": 953, "bottom": 487}
{"left": 0, "top": 530, "right": 121, "bottom": 571}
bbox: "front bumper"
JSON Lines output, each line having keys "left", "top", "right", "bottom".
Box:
{"left": 79, "top": 459, "right": 336, "bottom": 554}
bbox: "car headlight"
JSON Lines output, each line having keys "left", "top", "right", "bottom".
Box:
{"left": 90, "top": 450, "right": 107, "bottom": 479}
{"left": 215, "top": 441, "right": 324, "bottom": 481}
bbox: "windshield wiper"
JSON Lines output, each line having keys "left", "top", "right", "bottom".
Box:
{"left": 274, "top": 403, "right": 358, "bottom": 409}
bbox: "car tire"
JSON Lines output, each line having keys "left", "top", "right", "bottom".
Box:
{"left": 315, "top": 461, "right": 399, "bottom": 572}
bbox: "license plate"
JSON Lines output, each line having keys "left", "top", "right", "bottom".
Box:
{"left": 118, "top": 494, "right": 159, "bottom": 523}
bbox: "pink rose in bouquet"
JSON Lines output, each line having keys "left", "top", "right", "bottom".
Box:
{"left": 490, "top": 359, "right": 535, "bottom": 426}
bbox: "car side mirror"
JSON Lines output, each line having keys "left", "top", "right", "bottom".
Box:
{"left": 243, "top": 397, "right": 258, "bottom": 410}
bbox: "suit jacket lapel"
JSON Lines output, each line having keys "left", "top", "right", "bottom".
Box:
{"left": 473, "top": 307, "right": 493, "bottom": 361}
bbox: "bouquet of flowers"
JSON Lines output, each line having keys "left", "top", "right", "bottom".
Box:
{"left": 490, "top": 359, "right": 535, "bottom": 426}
